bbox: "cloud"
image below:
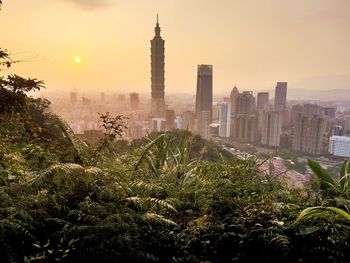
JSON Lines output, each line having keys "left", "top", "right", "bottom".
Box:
{"left": 63, "top": 0, "right": 113, "bottom": 10}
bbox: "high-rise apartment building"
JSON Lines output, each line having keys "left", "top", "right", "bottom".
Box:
{"left": 292, "top": 113, "right": 308, "bottom": 152}
{"left": 237, "top": 91, "right": 256, "bottom": 115}
{"left": 261, "top": 111, "right": 282, "bottom": 147}
{"left": 292, "top": 104, "right": 327, "bottom": 155}
{"left": 150, "top": 15, "right": 166, "bottom": 118}
{"left": 152, "top": 118, "right": 166, "bottom": 132}
{"left": 219, "top": 102, "right": 231, "bottom": 138}
{"left": 245, "top": 115, "right": 258, "bottom": 143}
{"left": 230, "top": 86, "right": 239, "bottom": 115}
{"left": 165, "top": 109, "right": 175, "bottom": 130}
{"left": 129, "top": 92, "right": 139, "bottom": 110}
{"left": 195, "top": 65, "right": 213, "bottom": 121}
{"left": 181, "top": 110, "right": 195, "bottom": 132}
{"left": 306, "top": 115, "right": 325, "bottom": 155}
{"left": 231, "top": 114, "right": 258, "bottom": 143}
{"left": 290, "top": 104, "right": 304, "bottom": 124}
{"left": 274, "top": 82, "right": 287, "bottom": 111}
{"left": 257, "top": 92, "right": 269, "bottom": 109}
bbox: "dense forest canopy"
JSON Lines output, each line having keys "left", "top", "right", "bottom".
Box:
{"left": 2, "top": 2, "right": 350, "bottom": 262}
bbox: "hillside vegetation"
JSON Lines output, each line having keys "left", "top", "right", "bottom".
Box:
{"left": 2, "top": 31, "right": 350, "bottom": 263}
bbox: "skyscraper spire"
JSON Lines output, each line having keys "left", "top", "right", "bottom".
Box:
{"left": 155, "top": 14, "right": 160, "bottom": 36}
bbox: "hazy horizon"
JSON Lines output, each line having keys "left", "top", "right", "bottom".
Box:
{"left": 1, "top": 0, "right": 350, "bottom": 94}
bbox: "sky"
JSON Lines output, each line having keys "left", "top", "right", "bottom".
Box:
{"left": 1, "top": 0, "right": 350, "bottom": 95}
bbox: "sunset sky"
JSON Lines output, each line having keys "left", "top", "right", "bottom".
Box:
{"left": 1, "top": 0, "right": 350, "bottom": 95}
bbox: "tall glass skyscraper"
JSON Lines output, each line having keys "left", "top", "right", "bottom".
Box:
{"left": 195, "top": 64, "right": 213, "bottom": 121}
{"left": 150, "top": 14, "right": 165, "bottom": 118}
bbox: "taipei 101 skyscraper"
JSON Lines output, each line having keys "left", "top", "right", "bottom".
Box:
{"left": 150, "top": 14, "right": 166, "bottom": 118}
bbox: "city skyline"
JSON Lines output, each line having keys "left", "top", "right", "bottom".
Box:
{"left": 1, "top": 0, "right": 350, "bottom": 95}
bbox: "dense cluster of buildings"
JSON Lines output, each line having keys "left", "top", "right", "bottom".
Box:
{"left": 51, "top": 15, "right": 350, "bottom": 159}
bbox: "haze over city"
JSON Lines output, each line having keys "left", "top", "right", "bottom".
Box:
{"left": 1, "top": 0, "right": 350, "bottom": 95}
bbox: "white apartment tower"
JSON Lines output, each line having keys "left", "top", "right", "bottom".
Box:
{"left": 219, "top": 102, "right": 231, "bottom": 137}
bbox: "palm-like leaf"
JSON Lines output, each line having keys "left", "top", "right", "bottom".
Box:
{"left": 296, "top": 206, "right": 350, "bottom": 222}
{"left": 308, "top": 159, "right": 337, "bottom": 192}
{"left": 339, "top": 160, "right": 350, "bottom": 197}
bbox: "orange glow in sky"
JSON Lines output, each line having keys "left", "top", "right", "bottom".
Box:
{"left": 1, "top": 0, "right": 350, "bottom": 94}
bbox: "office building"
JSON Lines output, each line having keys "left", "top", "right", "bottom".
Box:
{"left": 329, "top": 136, "right": 350, "bottom": 158}
{"left": 230, "top": 86, "right": 239, "bottom": 114}
{"left": 257, "top": 92, "right": 269, "bottom": 109}
{"left": 219, "top": 102, "right": 231, "bottom": 137}
{"left": 150, "top": 15, "right": 166, "bottom": 118}
{"left": 195, "top": 64, "right": 213, "bottom": 121}
{"left": 274, "top": 82, "right": 287, "bottom": 111}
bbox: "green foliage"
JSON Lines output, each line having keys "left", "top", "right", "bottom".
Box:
{"left": 98, "top": 112, "right": 128, "bottom": 151}
{"left": 296, "top": 206, "right": 350, "bottom": 223}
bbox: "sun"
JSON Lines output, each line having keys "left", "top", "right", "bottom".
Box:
{"left": 74, "top": 56, "right": 81, "bottom": 63}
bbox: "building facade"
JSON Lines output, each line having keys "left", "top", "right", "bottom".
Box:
{"left": 130, "top": 92, "right": 139, "bottom": 110}
{"left": 329, "top": 136, "right": 350, "bottom": 158}
{"left": 292, "top": 114, "right": 325, "bottom": 155}
{"left": 230, "top": 86, "right": 239, "bottom": 115}
{"left": 261, "top": 111, "right": 282, "bottom": 147}
{"left": 195, "top": 65, "right": 213, "bottom": 121}
{"left": 219, "top": 102, "right": 231, "bottom": 137}
{"left": 274, "top": 82, "right": 287, "bottom": 111}
{"left": 181, "top": 110, "right": 195, "bottom": 132}
{"left": 237, "top": 91, "right": 256, "bottom": 115}
{"left": 197, "top": 110, "right": 211, "bottom": 140}
{"left": 257, "top": 92, "right": 269, "bottom": 109}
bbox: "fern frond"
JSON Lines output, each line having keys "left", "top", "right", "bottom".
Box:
{"left": 145, "top": 197, "right": 177, "bottom": 213}
{"left": 125, "top": 196, "right": 177, "bottom": 213}
{"left": 130, "top": 180, "right": 164, "bottom": 192}
{"left": 144, "top": 212, "right": 178, "bottom": 226}
{"left": 47, "top": 113, "right": 88, "bottom": 158}
{"left": 268, "top": 234, "right": 290, "bottom": 256}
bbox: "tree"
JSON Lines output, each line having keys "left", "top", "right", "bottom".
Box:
{"left": 98, "top": 112, "right": 128, "bottom": 150}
